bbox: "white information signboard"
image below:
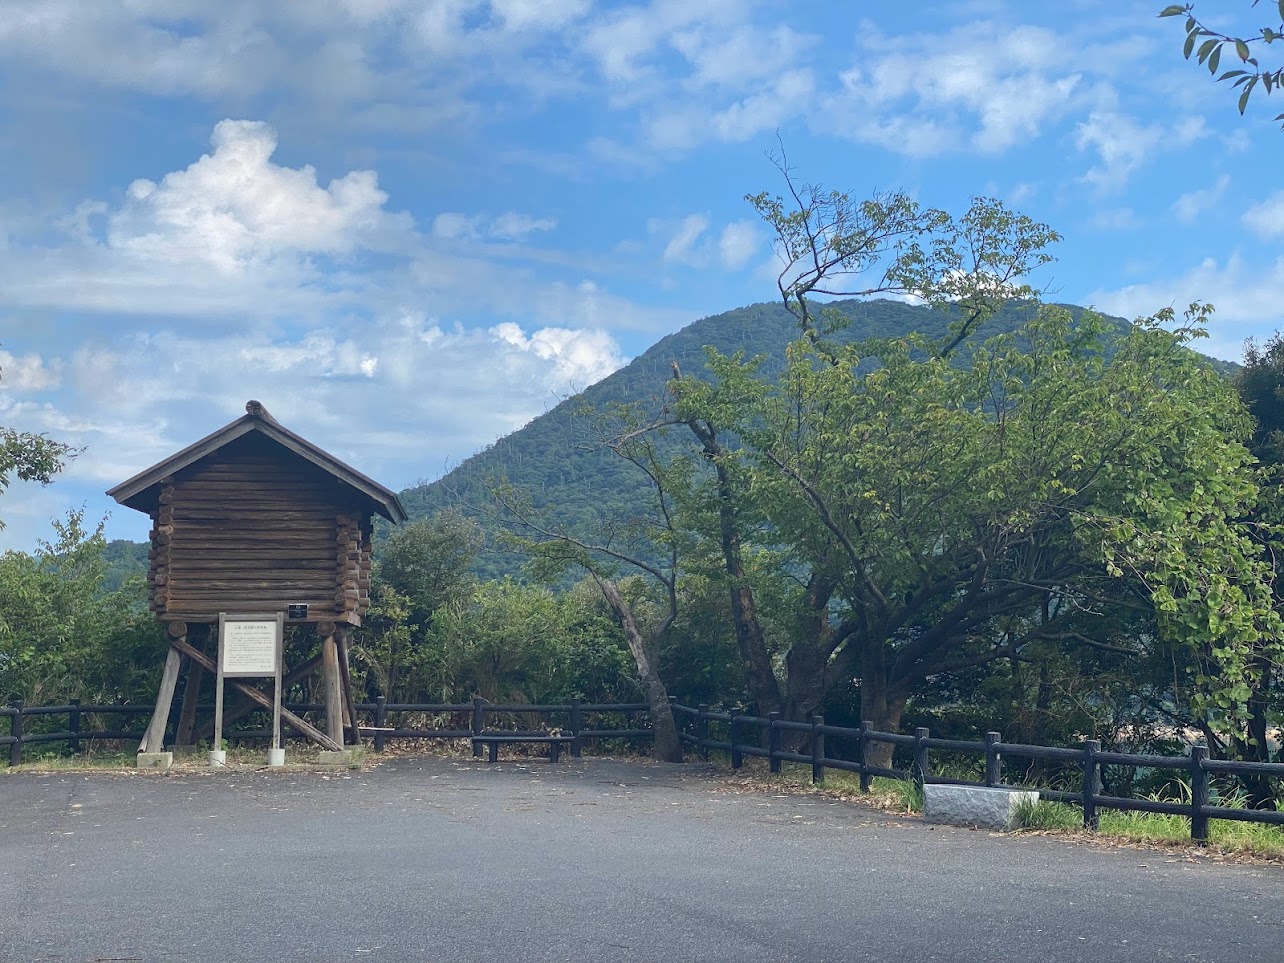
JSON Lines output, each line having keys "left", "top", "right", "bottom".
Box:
{"left": 221, "top": 618, "right": 280, "bottom": 676}
{"left": 214, "top": 612, "right": 286, "bottom": 760}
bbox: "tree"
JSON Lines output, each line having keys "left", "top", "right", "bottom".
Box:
{"left": 351, "top": 511, "right": 481, "bottom": 702}
{"left": 688, "top": 304, "right": 1275, "bottom": 762}
{"left": 0, "top": 357, "right": 76, "bottom": 530}
{"left": 0, "top": 509, "right": 165, "bottom": 705}
{"left": 487, "top": 405, "right": 692, "bottom": 762}
{"left": 661, "top": 165, "right": 1062, "bottom": 729}
{"left": 1161, "top": 2, "right": 1284, "bottom": 122}
{"left": 376, "top": 509, "right": 481, "bottom": 625}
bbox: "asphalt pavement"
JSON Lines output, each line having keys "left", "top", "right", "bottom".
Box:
{"left": 1, "top": 755, "right": 1280, "bottom": 962}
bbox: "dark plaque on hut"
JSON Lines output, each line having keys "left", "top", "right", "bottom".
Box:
{"left": 107, "top": 400, "right": 407, "bottom": 765}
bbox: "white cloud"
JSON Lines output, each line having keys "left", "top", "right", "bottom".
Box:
{"left": 1089, "top": 251, "right": 1284, "bottom": 361}
{"left": 651, "top": 214, "right": 757, "bottom": 271}
{"left": 1090, "top": 207, "right": 1139, "bottom": 231}
{"left": 488, "top": 212, "right": 559, "bottom": 240}
{"left": 433, "top": 210, "right": 558, "bottom": 241}
{"left": 824, "top": 22, "right": 1083, "bottom": 157}
{"left": 1, "top": 316, "right": 628, "bottom": 508}
{"left": 1075, "top": 112, "right": 1207, "bottom": 193}
{"left": 670, "top": 22, "right": 815, "bottom": 88}
{"left": 1242, "top": 190, "right": 1284, "bottom": 239}
{"left": 0, "top": 349, "right": 61, "bottom": 392}
{"left": 433, "top": 212, "right": 482, "bottom": 240}
{"left": 661, "top": 214, "right": 710, "bottom": 265}
{"left": 718, "top": 220, "right": 759, "bottom": 270}
{"left": 1173, "top": 174, "right": 1230, "bottom": 223}
{"left": 489, "top": 322, "right": 625, "bottom": 387}
{"left": 107, "top": 119, "right": 395, "bottom": 274}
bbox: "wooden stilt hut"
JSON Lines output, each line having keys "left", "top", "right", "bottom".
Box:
{"left": 107, "top": 400, "right": 406, "bottom": 758}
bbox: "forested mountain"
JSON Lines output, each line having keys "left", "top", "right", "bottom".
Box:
{"left": 399, "top": 297, "right": 1175, "bottom": 577}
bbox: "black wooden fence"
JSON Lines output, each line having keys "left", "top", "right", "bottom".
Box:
{"left": 8, "top": 697, "right": 1284, "bottom": 844}
{"left": 0, "top": 697, "right": 650, "bottom": 767}
{"left": 670, "top": 703, "right": 1284, "bottom": 843}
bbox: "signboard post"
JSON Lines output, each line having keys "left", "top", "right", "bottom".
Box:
{"left": 213, "top": 612, "right": 285, "bottom": 767}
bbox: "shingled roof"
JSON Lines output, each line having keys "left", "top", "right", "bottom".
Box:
{"left": 106, "top": 400, "right": 408, "bottom": 524}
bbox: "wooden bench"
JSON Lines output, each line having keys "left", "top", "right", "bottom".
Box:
{"left": 472, "top": 734, "right": 575, "bottom": 763}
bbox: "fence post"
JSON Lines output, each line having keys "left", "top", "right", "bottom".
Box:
{"left": 1191, "top": 744, "right": 1210, "bottom": 844}
{"left": 697, "top": 705, "right": 710, "bottom": 761}
{"left": 768, "top": 712, "right": 782, "bottom": 774}
{"left": 69, "top": 698, "right": 82, "bottom": 754}
{"left": 9, "top": 702, "right": 22, "bottom": 768}
{"left": 569, "top": 699, "right": 583, "bottom": 759}
{"left": 730, "top": 713, "right": 743, "bottom": 770}
{"left": 472, "top": 697, "right": 486, "bottom": 758}
{"left": 1082, "top": 740, "right": 1101, "bottom": 830}
{"left": 985, "top": 731, "right": 1002, "bottom": 787}
{"left": 811, "top": 715, "right": 825, "bottom": 784}
{"left": 374, "top": 695, "right": 387, "bottom": 753}
{"left": 859, "top": 720, "right": 872, "bottom": 792}
{"left": 913, "top": 727, "right": 930, "bottom": 790}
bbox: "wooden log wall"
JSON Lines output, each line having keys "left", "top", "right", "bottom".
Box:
{"left": 147, "top": 435, "right": 375, "bottom": 624}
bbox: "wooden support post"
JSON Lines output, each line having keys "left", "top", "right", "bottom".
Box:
{"left": 985, "top": 731, "right": 1003, "bottom": 787}
{"left": 1082, "top": 740, "right": 1101, "bottom": 831}
{"left": 1191, "top": 744, "right": 1210, "bottom": 844}
{"left": 472, "top": 697, "right": 486, "bottom": 757}
{"left": 319, "top": 622, "right": 344, "bottom": 746}
{"left": 68, "top": 699, "right": 81, "bottom": 754}
{"left": 768, "top": 711, "right": 782, "bottom": 774}
{"left": 569, "top": 699, "right": 583, "bottom": 758}
{"left": 140, "top": 624, "right": 186, "bottom": 754}
{"left": 859, "top": 721, "right": 873, "bottom": 793}
{"left": 9, "top": 702, "right": 23, "bottom": 767}
{"left": 175, "top": 630, "right": 206, "bottom": 750}
{"left": 913, "top": 727, "right": 930, "bottom": 790}
{"left": 374, "top": 695, "right": 387, "bottom": 753}
{"left": 335, "top": 628, "right": 362, "bottom": 747}
{"left": 811, "top": 715, "right": 825, "bottom": 785}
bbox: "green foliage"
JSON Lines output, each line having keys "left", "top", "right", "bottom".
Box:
{"left": 377, "top": 509, "right": 481, "bottom": 623}
{"left": 349, "top": 563, "right": 637, "bottom": 706}
{"left": 0, "top": 509, "right": 165, "bottom": 705}
{"left": 677, "top": 300, "right": 1273, "bottom": 731}
{"left": 0, "top": 430, "right": 76, "bottom": 533}
{"left": 1, "top": 350, "right": 77, "bottom": 531}
{"left": 1161, "top": 2, "right": 1284, "bottom": 123}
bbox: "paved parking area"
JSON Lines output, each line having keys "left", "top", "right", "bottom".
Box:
{"left": 2, "top": 755, "right": 1281, "bottom": 962}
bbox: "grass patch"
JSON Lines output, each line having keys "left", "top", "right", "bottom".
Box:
{"left": 5, "top": 748, "right": 139, "bottom": 772}
{"left": 730, "top": 758, "right": 1284, "bottom": 860}
{"left": 1013, "top": 796, "right": 1284, "bottom": 859}
{"left": 5, "top": 742, "right": 373, "bottom": 773}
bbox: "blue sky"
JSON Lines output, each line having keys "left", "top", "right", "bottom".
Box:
{"left": 1, "top": 0, "right": 1281, "bottom": 553}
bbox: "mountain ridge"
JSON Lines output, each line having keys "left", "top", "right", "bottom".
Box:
{"left": 399, "top": 296, "right": 1202, "bottom": 578}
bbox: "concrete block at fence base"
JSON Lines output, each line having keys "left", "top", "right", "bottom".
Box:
{"left": 136, "top": 752, "right": 173, "bottom": 770}
{"left": 923, "top": 784, "right": 1040, "bottom": 831}
{"left": 317, "top": 749, "right": 358, "bottom": 766}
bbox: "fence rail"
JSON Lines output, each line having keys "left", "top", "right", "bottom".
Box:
{"left": 8, "top": 697, "right": 1284, "bottom": 843}
{"left": 0, "top": 697, "right": 652, "bottom": 767}
{"left": 673, "top": 704, "right": 1284, "bottom": 843}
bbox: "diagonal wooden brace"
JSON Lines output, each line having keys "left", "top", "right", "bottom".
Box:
{"left": 169, "top": 636, "right": 342, "bottom": 751}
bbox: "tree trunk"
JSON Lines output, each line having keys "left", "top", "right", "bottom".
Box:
{"left": 859, "top": 642, "right": 907, "bottom": 769}
{"left": 688, "top": 420, "right": 782, "bottom": 716}
{"left": 594, "top": 576, "right": 683, "bottom": 763}
{"left": 1231, "top": 656, "right": 1277, "bottom": 810}
{"left": 784, "top": 641, "right": 829, "bottom": 722}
